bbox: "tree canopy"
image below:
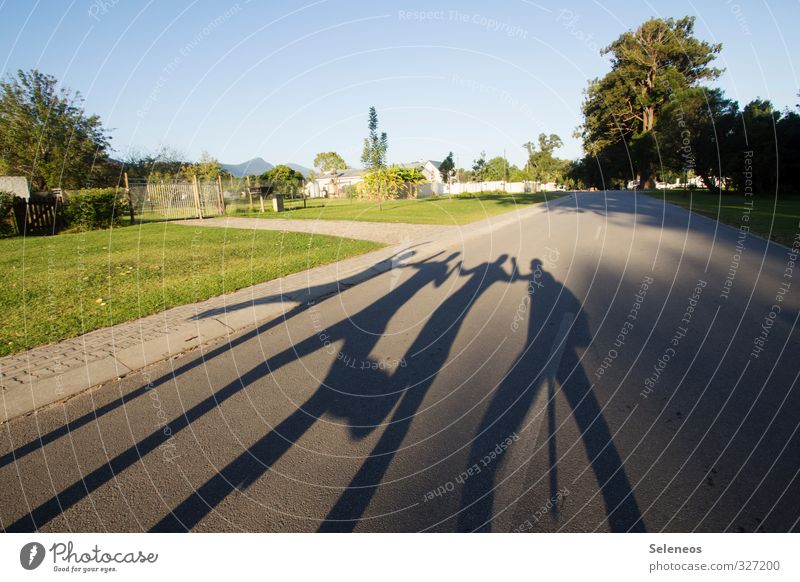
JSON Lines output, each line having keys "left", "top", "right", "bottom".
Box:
{"left": 579, "top": 17, "right": 722, "bottom": 188}
{"left": 527, "top": 133, "right": 567, "bottom": 183}
{"left": 0, "top": 69, "right": 111, "bottom": 190}
{"left": 361, "top": 166, "right": 424, "bottom": 200}
{"left": 361, "top": 106, "right": 388, "bottom": 170}
{"left": 439, "top": 152, "right": 455, "bottom": 183}
{"left": 471, "top": 151, "right": 488, "bottom": 181}
{"left": 313, "top": 151, "right": 347, "bottom": 173}
{"left": 261, "top": 164, "right": 305, "bottom": 196}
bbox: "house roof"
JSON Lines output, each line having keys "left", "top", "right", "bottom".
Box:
{"left": 0, "top": 176, "right": 30, "bottom": 198}
{"left": 396, "top": 160, "right": 442, "bottom": 170}
{"left": 316, "top": 168, "right": 366, "bottom": 179}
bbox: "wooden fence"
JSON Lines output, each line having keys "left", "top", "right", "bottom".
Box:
{"left": 12, "top": 194, "right": 63, "bottom": 235}
{"left": 125, "top": 174, "right": 225, "bottom": 223}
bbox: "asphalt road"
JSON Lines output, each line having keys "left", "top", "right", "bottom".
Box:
{"left": 2, "top": 191, "right": 799, "bottom": 533}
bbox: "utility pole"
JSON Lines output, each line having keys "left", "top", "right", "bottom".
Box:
{"left": 123, "top": 172, "right": 134, "bottom": 225}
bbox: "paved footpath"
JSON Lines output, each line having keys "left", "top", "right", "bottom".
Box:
{"left": 180, "top": 216, "right": 449, "bottom": 245}
{"left": 0, "top": 203, "right": 561, "bottom": 423}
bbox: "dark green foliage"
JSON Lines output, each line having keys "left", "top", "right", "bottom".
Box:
{"left": 578, "top": 17, "right": 722, "bottom": 188}
{"left": 63, "top": 188, "right": 128, "bottom": 230}
{"left": 0, "top": 191, "right": 17, "bottom": 236}
{"left": 472, "top": 151, "right": 488, "bottom": 181}
{"left": 439, "top": 152, "right": 455, "bottom": 182}
{"left": 0, "top": 69, "right": 111, "bottom": 191}
{"left": 260, "top": 165, "right": 305, "bottom": 197}
{"left": 527, "top": 134, "right": 568, "bottom": 183}
{"left": 361, "top": 106, "right": 388, "bottom": 170}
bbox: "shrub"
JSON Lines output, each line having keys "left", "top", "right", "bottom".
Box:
{"left": 0, "top": 191, "right": 17, "bottom": 236}
{"left": 359, "top": 167, "right": 425, "bottom": 200}
{"left": 63, "top": 188, "right": 129, "bottom": 230}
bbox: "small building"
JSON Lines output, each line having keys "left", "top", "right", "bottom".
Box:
{"left": 302, "top": 160, "right": 446, "bottom": 198}
{"left": 0, "top": 176, "right": 30, "bottom": 199}
{"left": 304, "top": 168, "right": 367, "bottom": 198}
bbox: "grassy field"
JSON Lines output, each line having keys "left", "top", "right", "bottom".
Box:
{"left": 225, "top": 191, "right": 558, "bottom": 225}
{"left": 646, "top": 190, "right": 800, "bottom": 247}
{"left": 0, "top": 224, "right": 382, "bottom": 356}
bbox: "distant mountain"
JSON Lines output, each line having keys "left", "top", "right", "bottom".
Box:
{"left": 221, "top": 158, "right": 313, "bottom": 179}
{"left": 283, "top": 163, "right": 313, "bottom": 179}
{"left": 221, "top": 157, "right": 272, "bottom": 177}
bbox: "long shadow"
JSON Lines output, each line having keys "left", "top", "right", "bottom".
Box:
{"left": 149, "top": 252, "right": 462, "bottom": 531}
{"left": 0, "top": 252, "right": 410, "bottom": 471}
{"left": 318, "top": 255, "right": 514, "bottom": 532}
{"left": 6, "top": 252, "right": 457, "bottom": 532}
{"left": 458, "top": 259, "right": 645, "bottom": 532}
{"left": 189, "top": 244, "right": 427, "bottom": 320}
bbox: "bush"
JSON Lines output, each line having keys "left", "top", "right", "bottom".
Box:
{"left": 0, "top": 191, "right": 17, "bottom": 236}
{"left": 63, "top": 188, "right": 129, "bottom": 230}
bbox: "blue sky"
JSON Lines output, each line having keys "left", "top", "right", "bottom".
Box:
{"left": 1, "top": 0, "right": 798, "bottom": 168}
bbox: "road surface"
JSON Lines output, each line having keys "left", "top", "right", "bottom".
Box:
{"left": 2, "top": 191, "right": 799, "bottom": 532}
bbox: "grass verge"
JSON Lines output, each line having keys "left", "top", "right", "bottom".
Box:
{"left": 225, "top": 191, "right": 557, "bottom": 225}
{"left": 645, "top": 190, "right": 800, "bottom": 247}
{"left": 0, "top": 223, "right": 382, "bottom": 356}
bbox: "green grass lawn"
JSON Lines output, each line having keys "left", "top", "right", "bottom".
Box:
{"left": 225, "top": 191, "right": 558, "bottom": 225}
{"left": 646, "top": 190, "right": 800, "bottom": 247}
{"left": 0, "top": 224, "right": 382, "bottom": 356}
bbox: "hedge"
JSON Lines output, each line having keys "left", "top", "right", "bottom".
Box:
{"left": 62, "top": 188, "right": 129, "bottom": 231}
{"left": 0, "top": 191, "right": 16, "bottom": 236}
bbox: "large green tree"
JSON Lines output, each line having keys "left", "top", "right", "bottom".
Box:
{"left": 776, "top": 105, "right": 800, "bottom": 195}
{"left": 180, "top": 151, "right": 225, "bottom": 181}
{"left": 471, "top": 151, "right": 488, "bottom": 181}
{"left": 314, "top": 151, "right": 347, "bottom": 195}
{"left": 261, "top": 164, "right": 305, "bottom": 197}
{"left": 484, "top": 156, "right": 516, "bottom": 181}
{"left": 122, "top": 146, "right": 186, "bottom": 181}
{"left": 314, "top": 151, "right": 347, "bottom": 173}
{"left": 656, "top": 87, "right": 739, "bottom": 194}
{"left": 0, "top": 69, "right": 111, "bottom": 190}
{"left": 528, "top": 133, "right": 567, "bottom": 183}
{"left": 439, "top": 152, "right": 455, "bottom": 183}
{"left": 579, "top": 17, "right": 722, "bottom": 188}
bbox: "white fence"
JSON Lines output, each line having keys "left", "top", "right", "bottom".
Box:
{"left": 302, "top": 177, "right": 561, "bottom": 200}
{"left": 418, "top": 180, "right": 546, "bottom": 198}
{"left": 127, "top": 177, "right": 225, "bottom": 221}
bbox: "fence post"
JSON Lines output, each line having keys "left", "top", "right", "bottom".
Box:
{"left": 246, "top": 176, "right": 253, "bottom": 211}
{"left": 124, "top": 172, "right": 134, "bottom": 225}
{"left": 192, "top": 175, "right": 203, "bottom": 220}
{"left": 216, "top": 175, "right": 225, "bottom": 214}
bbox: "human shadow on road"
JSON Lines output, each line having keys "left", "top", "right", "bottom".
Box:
{"left": 147, "top": 251, "right": 464, "bottom": 531}
{"left": 457, "top": 259, "right": 646, "bottom": 532}
{"left": 318, "top": 255, "right": 515, "bottom": 532}
{"left": 5, "top": 251, "right": 457, "bottom": 532}
{"left": 0, "top": 251, "right": 417, "bottom": 472}
{"left": 189, "top": 245, "right": 427, "bottom": 321}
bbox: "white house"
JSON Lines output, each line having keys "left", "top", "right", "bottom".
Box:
{"left": 304, "top": 159, "right": 447, "bottom": 198}
{"left": 304, "top": 168, "right": 367, "bottom": 198}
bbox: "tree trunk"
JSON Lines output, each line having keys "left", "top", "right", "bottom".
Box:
{"left": 638, "top": 164, "right": 657, "bottom": 190}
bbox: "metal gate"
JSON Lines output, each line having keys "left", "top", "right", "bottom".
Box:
{"left": 125, "top": 175, "right": 225, "bottom": 223}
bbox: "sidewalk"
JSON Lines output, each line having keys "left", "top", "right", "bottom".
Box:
{"left": 179, "top": 216, "right": 448, "bottom": 245}
{"left": 0, "top": 195, "right": 573, "bottom": 423}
